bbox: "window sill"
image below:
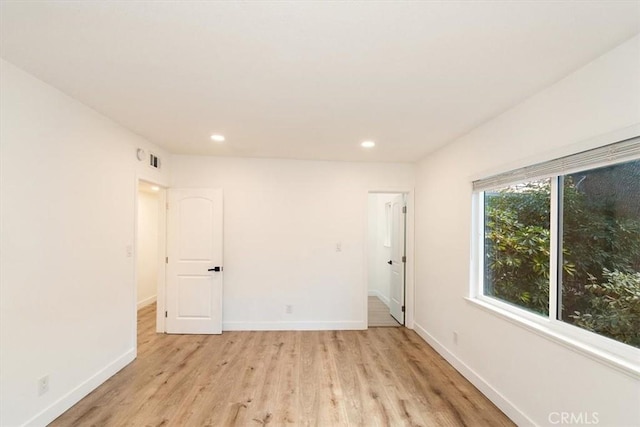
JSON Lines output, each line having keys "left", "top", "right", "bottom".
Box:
{"left": 465, "top": 297, "right": 640, "bottom": 379}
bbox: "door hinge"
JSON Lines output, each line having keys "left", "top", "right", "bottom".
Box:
{"left": 402, "top": 255, "right": 406, "bottom": 263}
{"left": 166, "top": 202, "right": 169, "bottom": 210}
{"left": 401, "top": 306, "right": 405, "bottom": 313}
{"left": 165, "top": 311, "right": 168, "bottom": 318}
{"left": 402, "top": 206, "right": 407, "bottom": 214}
{"left": 165, "top": 256, "right": 168, "bottom": 264}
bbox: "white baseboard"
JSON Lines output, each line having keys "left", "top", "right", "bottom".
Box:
{"left": 412, "top": 322, "right": 535, "bottom": 427}
{"left": 137, "top": 295, "right": 157, "bottom": 310}
{"left": 367, "top": 290, "right": 390, "bottom": 307}
{"left": 24, "top": 349, "right": 136, "bottom": 427}
{"left": 223, "top": 320, "right": 366, "bottom": 331}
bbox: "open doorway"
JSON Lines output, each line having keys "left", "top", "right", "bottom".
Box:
{"left": 367, "top": 192, "right": 406, "bottom": 327}
{"left": 136, "top": 180, "right": 167, "bottom": 338}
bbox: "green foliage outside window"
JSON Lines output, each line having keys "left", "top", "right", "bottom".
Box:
{"left": 484, "top": 161, "right": 640, "bottom": 347}
{"left": 484, "top": 180, "right": 552, "bottom": 315}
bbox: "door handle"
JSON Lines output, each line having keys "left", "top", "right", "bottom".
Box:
{"left": 208, "top": 266, "right": 223, "bottom": 272}
{"left": 387, "top": 260, "right": 392, "bottom": 265}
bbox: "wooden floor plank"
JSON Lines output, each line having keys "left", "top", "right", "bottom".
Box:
{"left": 50, "top": 304, "right": 514, "bottom": 427}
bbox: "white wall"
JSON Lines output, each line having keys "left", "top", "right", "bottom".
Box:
{"left": 3, "top": 28, "right": 637, "bottom": 427}
{"left": 367, "top": 193, "right": 397, "bottom": 305}
{"left": 414, "top": 36, "right": 640, "bottom": 426}
{"left": 136, "top": 190, "right": 159, "bottom": 309}
{"left": 0, "top": 59, "right": 170, "bottom": 427}
{"left": 170, "top": 156, "right": 414, "bottom": 330}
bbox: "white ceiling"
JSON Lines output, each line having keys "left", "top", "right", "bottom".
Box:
{"left": 1, "top": 1, "right": 639, "bottom": 162}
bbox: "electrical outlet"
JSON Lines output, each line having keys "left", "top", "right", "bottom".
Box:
{"left": 38, "top": 375, "right": 49, "bottom": 396}
{"left": 285, "top": 304, "right": 293, "bottom": 314}
{"left": 336, "top": 242, "right": 342, "bottom": 252}
{"left": 125, "top": 244, "right": 133, "bottom": 258}
{"left": 453, "top": 331, "right": 458, "bottom": 345}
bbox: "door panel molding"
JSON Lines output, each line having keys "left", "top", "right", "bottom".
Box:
{"left": 166, "top": 188, "right": 223, "bottom": 334}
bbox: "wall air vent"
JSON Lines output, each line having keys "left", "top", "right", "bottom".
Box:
{"left": 149, "top": 153, "right": 161, "bottom": 169}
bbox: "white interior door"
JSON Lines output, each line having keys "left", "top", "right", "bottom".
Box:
{"left": 166, "top": 188, "right": 223, "bottom": 334}
{"left": 389, "top": 194, "right": 406, "bottom": 324}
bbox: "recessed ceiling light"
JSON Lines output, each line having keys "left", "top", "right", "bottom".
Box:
{"left": 361, "top": 140, "right": 375, "bottom": 148}
{"left": 210, "top": 134, "right": 225, "bottom": 142}
{"left": 151, "top": 185, "right": 160, "bottom": 192}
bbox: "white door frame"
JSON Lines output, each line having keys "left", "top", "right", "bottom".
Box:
{"left": 365, "top": 189, "right": 415, "bottom": 329}
{"left": 134, "top": 176, "right": 168, "bottom": 341}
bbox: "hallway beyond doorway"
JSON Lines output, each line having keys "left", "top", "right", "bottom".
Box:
{"left": 368, "top": 296, "right": 401, "bottom": 327}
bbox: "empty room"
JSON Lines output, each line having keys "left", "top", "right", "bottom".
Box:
{"left": 1, "top": 1, "right": 639, "bottom": 426}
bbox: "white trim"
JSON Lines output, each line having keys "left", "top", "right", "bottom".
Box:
{"left": 223, "top": 320, "right": 366, "bottom": 331}
{"left": 549, "top": 177, "right": 559, "bottom": 322}
{"left": 467, "top": 298, "right": 640, "bottom": 379}
{"left": 137, "top": 295, "right": 157, "bottom": 310}
{"left": 412, "top": 322, "right": 534, "bottom": 427}
{"left": 23, "top": 349, "right": 135, "bottom": 427}
{"left": 470, "top": 192, "right": 483, "bottom": 299}
{"left": 155, "top": 187, "right": 167, "bottom": 333}
{"left": 405, "top": 190, "right": 415, "bottom": 329}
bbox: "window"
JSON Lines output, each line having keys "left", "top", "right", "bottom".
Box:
{"left": 559, "top": 160, "right": 640, "bottom": 347}
{"left": 474, "top": 136, "right": 640, "bottom": 356}
{"left": 483, "top": 178, "right": 551, "bottom": 315}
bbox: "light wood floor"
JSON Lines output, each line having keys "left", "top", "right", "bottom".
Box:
{"left": 50, "top": 304, "right": 513, "bottom": 426}
{"left": 368, "top": 296, "right": 402, "bottom": 327}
